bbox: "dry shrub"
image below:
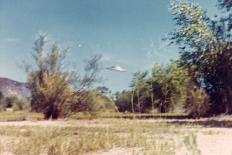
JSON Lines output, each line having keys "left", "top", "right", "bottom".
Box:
{"left": 185, "top": 88, "right": 211, "bottom": 118}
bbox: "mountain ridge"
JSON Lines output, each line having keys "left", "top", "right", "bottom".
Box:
{"left": 0, "top": 77, "right": 31, "bottom": 99}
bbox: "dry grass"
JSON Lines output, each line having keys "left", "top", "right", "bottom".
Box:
{"left": 0, "top": 111, "right": 44, "bottom": 122}
{"left": 0, "top": 112, "right": 232, "bottom": 154}
{"left": 0, "top": 118, "right": 200, "bottom": 155}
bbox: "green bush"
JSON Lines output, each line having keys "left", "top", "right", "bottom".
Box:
{"left": 91, "top": 94, "right": 116, "bottom": 112}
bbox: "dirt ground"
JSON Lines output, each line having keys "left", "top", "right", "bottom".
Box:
{"left": 0, "top": 119, "right": 232, "bottom": 155}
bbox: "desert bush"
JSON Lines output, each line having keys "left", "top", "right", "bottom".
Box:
{"left": 28, "top": 35, "right": 102, "bottom": 119}
{"left": 185, "top": 88, "right": 211, "bottom": 118}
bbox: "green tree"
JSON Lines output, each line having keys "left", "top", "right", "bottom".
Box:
{"left": 115, "top": 90, "right": 134, "bottom": 112}
{"left": 130, "top": 71, "right": 148, "bottom": 113}
{"left": 151, "top": 63, "right": 189, "bottom": 113}
{"left": 169, "top": 0, "right": 215, "bottom": 51}
{"left": 169, "top": 0, "right": 232, "bottom": 114}
{"left": 146, "top": 79, "right": 155, "bottom": 112}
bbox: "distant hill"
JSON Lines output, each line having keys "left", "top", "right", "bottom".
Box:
{"left": 0, "top": 77, "right": 31, "bottom": 99}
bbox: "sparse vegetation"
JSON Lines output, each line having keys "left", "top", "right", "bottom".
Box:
{"left": 0, "top": 119, "right": 200, "bottom": 155}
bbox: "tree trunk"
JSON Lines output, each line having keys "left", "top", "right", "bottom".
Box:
{"left": 137, "top": 90, "right": 140, "bottom": 113}
{"left": 52, "top": 107, "right": 59, "bottom": 119}
{"left": 131, "top": 90, "right": 135, "bottom": 113}
{"left": 151, "top": 92, "right": 154, "bottom": 112}
{"left": 225, "top": 87, "right": 232, "bottom": 114}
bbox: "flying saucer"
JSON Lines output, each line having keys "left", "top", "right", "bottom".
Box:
{"left": 106, "top": 66, "right": 127, "bottom": 72}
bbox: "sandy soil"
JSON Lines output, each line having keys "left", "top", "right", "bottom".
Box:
{"left": 85, "top": 148, "right": 140, "bottom": 155}
{"left": 0, "top": 120, "right": 111, "bottom": 128}
{"left": 196, "top": 128, "right": 232, "bottom": 155}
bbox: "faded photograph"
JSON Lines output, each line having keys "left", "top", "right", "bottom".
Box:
{"left": 0, "top": 0, "right": 231, "bottom": 155}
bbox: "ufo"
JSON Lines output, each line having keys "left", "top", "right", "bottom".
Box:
{"left": 106, "top": 66, "right": 127, "bottom": 72}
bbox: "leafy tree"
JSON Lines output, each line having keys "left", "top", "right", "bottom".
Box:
{"left": 146, "top": 79, "right": 155, "bottom": 112}
{"left": 169, "top": 0, "right": 215, "bottom": 51}
{"left": 151, "top": 63, "right": 190, "bottom": 113}
{"left": 114, "top": 63, "right": 190, "bottom": 113}
{"left": 115, "top": 90, "right": 134, "bottom": 112}
{"left": 169, "top": 0, "right": 232, "bottom": 114}
{"left": 130, "top": 71, "right": 148, "bottom": 113}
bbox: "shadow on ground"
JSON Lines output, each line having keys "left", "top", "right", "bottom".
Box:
{"left": 168, "top": 119, "right": 232, "bottom": 128}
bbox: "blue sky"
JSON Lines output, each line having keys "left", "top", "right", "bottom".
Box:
{"left": 0, "top": 0, "right": 218, "bottom": 92}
